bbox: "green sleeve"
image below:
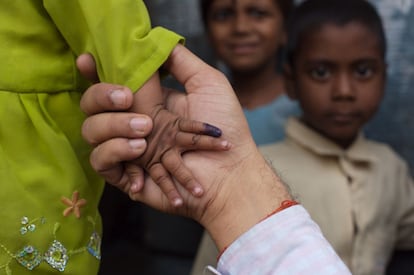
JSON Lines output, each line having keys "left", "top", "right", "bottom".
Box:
{"left": 43, "top": 0, "right": 183, "bottom": 92}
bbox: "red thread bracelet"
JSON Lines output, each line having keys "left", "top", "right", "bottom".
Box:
{"left": 260, "top": 199, "right": 299, "bottom": 222}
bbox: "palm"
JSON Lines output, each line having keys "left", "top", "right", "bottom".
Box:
{"left": 131, "top": 48, "right": 255, "bottom": 221}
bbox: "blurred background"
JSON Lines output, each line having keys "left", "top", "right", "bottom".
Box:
{"left": 144, "top": 0, "right": 414, "bottom": 173}
{"left": 98, "top": 1, "right": 414, "bottom": 274}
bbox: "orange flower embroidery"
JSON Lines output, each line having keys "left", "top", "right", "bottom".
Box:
{"left": 61, "top": 191, "right": 87, "bottom": 219}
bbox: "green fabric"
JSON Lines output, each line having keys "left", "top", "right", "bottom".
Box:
{"left": 0, "top": 0, "right": 181, "bottom": 274}
{"left": 44, "top": 0, "right": 183, "bottom": 92}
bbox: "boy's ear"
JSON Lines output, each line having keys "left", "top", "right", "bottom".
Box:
{"left": 283, "top": 64, "right": 298, "bottom": 100}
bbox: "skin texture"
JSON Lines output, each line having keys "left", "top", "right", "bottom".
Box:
{"left": 286, "top": 22, "right": 386, "bottom": 148}
{"left": 206, "top": 0, "right": 287, "bottom": 109}
{"left": 207, "top": 0, "right": 284, "bottom": 72}
{"left": 129, "top": 73, "right": 230, "bottom": 206}
{"left": 79, "top": 53, "right": 232, "bottom": 207}
{"left": 79, "top": 45, "right": 292, "bottom": 251}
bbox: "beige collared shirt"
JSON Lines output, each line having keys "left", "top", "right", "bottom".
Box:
{"left": 259, "top": 118, "right": 414, "bottom": 275}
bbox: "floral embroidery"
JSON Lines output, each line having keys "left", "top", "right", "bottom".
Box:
{"left": 0, "top": 192, "right": 100, "bottom": 274}
{"left": 16, "top": 245, "right": 42, "bottom": 270}
{"left": 44, "top": 240, "right": 68, "bottom": 271}
{"left": 20, "top": 216, "right": 46, "bottom": 235}
{"left": 61, "top": 191, "right": 87, "bottom": 218}
{"left": 87, "top": 232, "right": 101, "bottom": 260}
{"left": 0, "top": 216, "right": 101, "bottom": 274}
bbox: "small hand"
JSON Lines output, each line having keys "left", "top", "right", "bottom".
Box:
{"left": 132, "top": 106, "right": 231, "bottom": 206}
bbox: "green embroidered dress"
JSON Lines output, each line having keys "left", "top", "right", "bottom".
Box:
{"left": 0, "top": 1, "right": 181, "bottom": 274}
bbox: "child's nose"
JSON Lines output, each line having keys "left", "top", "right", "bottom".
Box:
{"left": 233, "top": 14, "right": 251, "bottom": 33}
{"left": 332, "top": 73, "right": 355, "bottom": 100}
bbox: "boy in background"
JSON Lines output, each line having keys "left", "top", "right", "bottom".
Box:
{"left": 260, "top": 0, "right": 414, "bottom": 274}
{"left": 189, "top": 0, "right": 414, "bottom": 274}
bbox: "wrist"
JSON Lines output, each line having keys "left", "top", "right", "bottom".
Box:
{"left": 202, "top": 149, "right": 292, "bottom": 252}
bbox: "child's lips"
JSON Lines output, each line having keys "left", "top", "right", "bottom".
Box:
{"left": 330, "top": 113, "right": 359, "bottom": 124}
{"left": 230, "top": 43, "right": 258, "bottom": 55}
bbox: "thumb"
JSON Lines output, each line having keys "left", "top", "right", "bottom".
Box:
{"left": 163, "top": 44, "right": 214, "bottom": 87}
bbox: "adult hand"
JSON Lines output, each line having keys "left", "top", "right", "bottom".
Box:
{"left": 79, "top": 45, "right": 291, "bottom": 251}
{"left": 78, "top": 53, "right": 154, "bottom": 193}
{"left": 81, "top": 83, "right": 154, "bottom": 192}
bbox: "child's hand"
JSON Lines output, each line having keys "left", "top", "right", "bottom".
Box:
{"left": 133, "top": 107, "right": 231, "bottom": 207}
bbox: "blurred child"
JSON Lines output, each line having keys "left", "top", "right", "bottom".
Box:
{"left": 0, "top": 1, "right": 227, "bottom": 274}
{"left": 199, "top": 0, "right": 299, "bottom": 145}
{"left": 259, "top": 0, "right": 414, "bottom": 274}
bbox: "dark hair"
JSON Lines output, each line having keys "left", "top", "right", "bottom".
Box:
{"left": 199, "top": 0, "right": 294, "bottom": 28}
{"left": 286, "top": 0, "right": 386, "bottom": 65}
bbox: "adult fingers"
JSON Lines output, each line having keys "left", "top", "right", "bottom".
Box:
{"left": 80, "top": 83, "right": 134, "bottom": 115}
{"left": 89, "top": 138, "right": 147, "bottom": 177}
{"left": 82, "top": 112, "right": 153, "bottom": 146}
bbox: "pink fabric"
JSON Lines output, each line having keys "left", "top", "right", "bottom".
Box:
{"left": 210, "top": 206, "right": 351, "bottom": 275}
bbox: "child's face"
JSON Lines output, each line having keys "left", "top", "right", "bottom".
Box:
{"left": 289, "top": 22, "right": 386, "bottom": 148}
{"left": 206, "top": 0, "right": 285, "bottom": 73}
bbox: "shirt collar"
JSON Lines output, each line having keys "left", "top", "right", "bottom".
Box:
{"left": 285, "top": 117, "right": 377, "bottom": 163}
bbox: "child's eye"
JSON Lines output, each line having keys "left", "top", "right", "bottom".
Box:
{"left": 309, "top": 65, "right": 331, "bottom": 81}
{"left": 354, "top": 64, "right": 374, "bottom": 79}
{"left": 211, "top": 8, "right": 234, "bottom": 22}
{"left": 248, "top": 8, "right": 268, "bottom": 19}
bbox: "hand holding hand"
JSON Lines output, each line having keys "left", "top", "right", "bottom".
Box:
{"left": 79, "top": 45, "right": 292, "bottom": 251}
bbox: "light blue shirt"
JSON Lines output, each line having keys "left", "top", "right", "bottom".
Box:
{"left": 243, "top": 94, "right": 300, "bottom": 145}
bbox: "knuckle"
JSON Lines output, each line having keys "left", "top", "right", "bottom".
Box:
{"left": 89, "top": 147, "right": 104, "bottom": 172}
{"left": 150, "top": 163, "right": 170, "bottom": 184}
{"left": 191, "top": 134, "right": 201, "bottom": 145}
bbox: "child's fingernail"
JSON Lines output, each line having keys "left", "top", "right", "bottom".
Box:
{"left": 221, "top": 140, "right": 232, "bottom": 149}
{"left": 130, "top": 183, "right": 139, "bottom": 193}
{"left": 172, "top": 198, "right": 183, "bottom": 207}
{"left": 193, "top": 186, "right": 204, "bottom": 197}
{"left": 128, "top": 139, "right": 146, "bottom": 149}
{"left": 130, "top": 179, "right": 143, "bottom": 193}
{"left": 110, "top": 89, "right": 127, "bottom": 107}
{"left": 204, "top": 123, "right": 222, "bottom": 137}
{"left": 130, "top": 117, "right": 149, "bottom": 132}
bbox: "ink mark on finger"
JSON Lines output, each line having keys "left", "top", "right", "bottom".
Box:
{"left": 203, "top": 123, "right": 222, "bottom": 137}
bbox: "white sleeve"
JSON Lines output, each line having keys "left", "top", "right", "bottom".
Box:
{"left": 205, "top": 206, "right": 351, "bottom": 275}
